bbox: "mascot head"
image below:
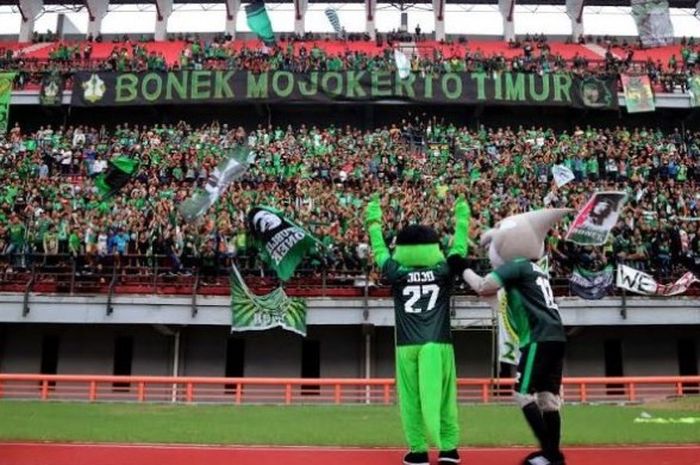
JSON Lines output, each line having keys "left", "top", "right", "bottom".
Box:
{"left": 481, "top": 209, "right": 573, "bottom": 268}
{"left": 393, "top": 224, "right": 445, "bottom": 269}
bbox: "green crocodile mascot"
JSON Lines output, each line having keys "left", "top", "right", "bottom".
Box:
{"left": 365, "top": 193, "right": 471, "bottom": 465}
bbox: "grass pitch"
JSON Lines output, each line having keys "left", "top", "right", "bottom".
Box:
{"left": 0, "top": 399, "right": 698, "bottom": 446}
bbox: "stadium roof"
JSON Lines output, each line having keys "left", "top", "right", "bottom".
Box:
{"left": 0, "top": 0, "right": 696, "bottom": 6}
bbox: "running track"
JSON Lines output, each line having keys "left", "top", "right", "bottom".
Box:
{"left": 1, "top": 443, "right": 699, "bottom": 465}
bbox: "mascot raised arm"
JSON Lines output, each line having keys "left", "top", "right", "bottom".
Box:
{"left": 365, "top": 194, "right": 471, "bottom": 465}
{"left": 462, "top": 209, "right": 572, "bottom": 465}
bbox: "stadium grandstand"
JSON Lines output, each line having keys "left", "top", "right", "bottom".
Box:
{"left": 0, "top": 1, "right": 699, "bottom": 464}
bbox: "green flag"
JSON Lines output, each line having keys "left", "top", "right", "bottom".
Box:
{"left": 247, "top": 206, "right": 317, "bottom": 281}
{"left": 230, "top": 265, "right": 307, "bottom": 336}
{"left": 94, "top": 156, "right": 139, "bottom": 198}
{"left": 246, "top": 1, "right": 276, "bottom": 46}
{"left": 0, "top": 73, "right": 15, "bottom": 134}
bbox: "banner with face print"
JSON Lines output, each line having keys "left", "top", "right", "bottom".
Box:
{"left": 566, "top": 191, "right": 627, "bottom": 246}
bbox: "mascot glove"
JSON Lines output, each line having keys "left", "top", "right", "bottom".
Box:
{"left": 455, "top": 195, "right": 471, "bottom": 219}
{"left": 365, "top": 194, "right": 383, "bottom": 226}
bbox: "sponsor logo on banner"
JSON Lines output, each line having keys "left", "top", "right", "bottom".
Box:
{"left": 39, "top": 74, "right": 64, "bottom": 106}
{"left": 82, "top": 74, "right": 106, "bottom": 103}
{"left": 566, "top": 191, "right": 627, "bottom": 246}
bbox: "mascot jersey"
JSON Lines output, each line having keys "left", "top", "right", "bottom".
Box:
{"left": 491, "top": 259, "right": 566, "bottom": 348}
{"left": 365, "top": 194, "right": 470, "bottom": 454}
{"left": 384, "top": 260, "right": 453, "bottom": 346}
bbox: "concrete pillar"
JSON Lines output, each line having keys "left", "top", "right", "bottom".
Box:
{"left": 154, "top": 0, "right": 173, "bottom": 41}
{"left": 432, "top": 0, "right": 445, "bottom": 41}
{"left": 18, "top": 0, "right": 43, "bottom": 42}
{"left": 365, "top": 0, "right": 376, "bottom": 39}
{"left": 294, "top": 0, "right": 308, "bottom": 35}
{"left": 498, "top": 0, "right": 515, "bottom": 42}
{"left": 85, "top": 0, "right": 108, "bottom": 39}
{"left": 224, "top": 0, "right": 240, "bottom": 39}
{"left": 566, "top": 0, "right": 585, "bottom": 42}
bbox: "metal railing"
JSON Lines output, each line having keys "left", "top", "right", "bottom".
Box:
{"left": 0, "top": 374, "right": 697, "bottom": 405}
{"left": 0, "top": 253, "right": 695, "bottom": 298}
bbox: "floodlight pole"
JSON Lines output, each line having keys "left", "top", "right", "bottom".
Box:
{"left": 84, "top": 0, "right": 108, "bottom": 39}
{"left": 498, "top": 0, "right": 515, "bottom": 42}
{"left": 18, "top": 0, "right": 43, "bottom": 43}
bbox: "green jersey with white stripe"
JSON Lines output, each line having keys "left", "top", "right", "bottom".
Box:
{"left": 382, "top": 259, "right": 454, "bottom": 346}
{"left": 491, "top": 258, "right": 566, "bottom": 348}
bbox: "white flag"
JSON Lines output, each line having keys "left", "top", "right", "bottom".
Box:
{"left": 394, "top": 49, "right": 411, "bottom": 80}
{"left": 178, "top": 146, "right": 250, "bottom": 221}
{"left": 551, "top": 164, "right": 575, "bottom": 188}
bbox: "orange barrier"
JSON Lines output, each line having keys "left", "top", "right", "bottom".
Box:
{"left": 0, "top": 374, "right": 698, "bottom": 405}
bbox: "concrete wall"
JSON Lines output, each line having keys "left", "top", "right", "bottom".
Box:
{"left": 1, "top": 323, "right": 698, "bottom": 379}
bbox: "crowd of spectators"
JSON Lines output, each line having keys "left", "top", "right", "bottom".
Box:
{"left": 1, "top": 116, "right": 699, "bottom": 284}
{"left": 2, "top": 35, "right": 699, "bottom": 95}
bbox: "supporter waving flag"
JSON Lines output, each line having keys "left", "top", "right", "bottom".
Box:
{"left": 247, "top": 206, "right": 320, "bottom": 281}
{"left": 94, "top": 156, "right": 139, "bottom": 198}
{"left": 179, "top": 145, "right": 250, "bottom": 222}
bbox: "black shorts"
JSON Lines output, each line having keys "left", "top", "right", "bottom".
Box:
{"left": 516, "top": 341, "right": 566, "bottom": 395}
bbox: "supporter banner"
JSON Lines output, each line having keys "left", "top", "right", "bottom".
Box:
{"left": 689, "top": 76, "right": 700, "bottom": 108}
{"left": 0, "top": 72, "right": 15, "bottom": 134}
{"left": 230, "top": 265, "right": 307, "bottom": 336}
{"left": 70, "top": 71, "right": 619, "bottom": 109}
{"left": 39, "top": 73, "right": 64, "bottom": 106}
{"left": 621, "top": 74, "right": 655, "bottom": 113}
{"left": 569, "top": 266, "right": 614, "bottom": 300}
{"left": 616, "top": 264, "right": 699, "bottom": 296}
{"left": 247, "top": 206, "right": 318, "bottom": 281}
{"left": 631, "top": 0, "right": 674, "bottom": 48}
{"left": 566, "top": 191, "right": 627, "bottom": 246}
